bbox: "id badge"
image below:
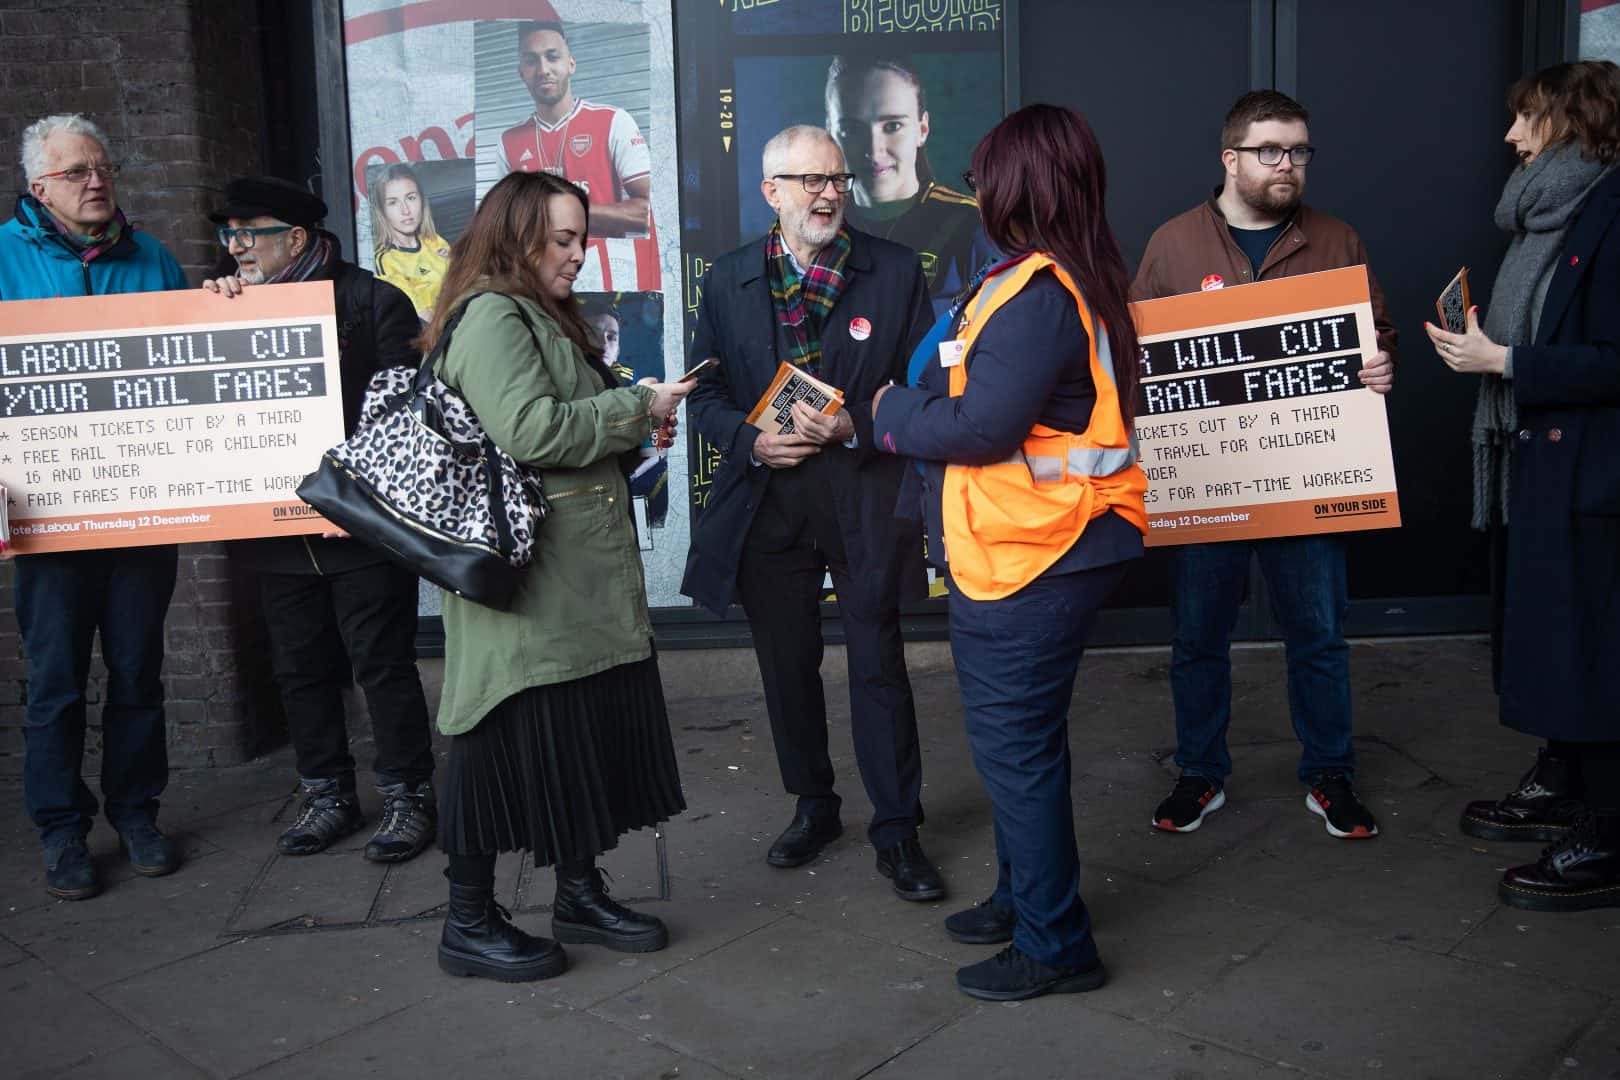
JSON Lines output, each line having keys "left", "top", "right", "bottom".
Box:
{"left": 939, "top": 339, "right": 966, "bottom": 368}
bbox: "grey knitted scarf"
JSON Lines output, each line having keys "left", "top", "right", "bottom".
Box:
{"left": 1473, "top": 142, "right": 1611, "bottom": 528}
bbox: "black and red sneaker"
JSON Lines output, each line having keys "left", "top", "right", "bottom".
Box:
{"left": 1152, "top": 775, "right": 1226, "bottom": 833}
{"left": 1306, "top": 772, "right": 1379, "bottom": 839}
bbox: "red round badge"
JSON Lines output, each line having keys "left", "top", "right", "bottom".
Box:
{"left": 1200, "top": 274, "right": 1225, "bottom": 291}
{"left": 849, "top": 317, "right": 872, "bottom": 341}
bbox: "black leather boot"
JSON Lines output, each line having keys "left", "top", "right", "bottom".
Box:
{"left": 1460, "top": 748, "right": 1586, "bottom": 842}
{"left": 552, "top": 863, "right": 669, "bottom": 953}
{"left": 438, "top": 883, "right": 567, "bottom": 982}
{"left": 1499, "top": 815, "right": 1620, "bottom": 912}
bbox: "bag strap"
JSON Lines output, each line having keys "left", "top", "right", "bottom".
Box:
{"left": 411, "top": 290, "right": 490, "bottom": 394}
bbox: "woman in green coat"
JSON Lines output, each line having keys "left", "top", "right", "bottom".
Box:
{"left": 424, "top": 171, "right": 692, "bottom": 982}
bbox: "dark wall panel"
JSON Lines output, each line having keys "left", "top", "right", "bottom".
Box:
{"left": 1020, "top": 0, "right": 1256, "bottom": 266}
{"left": 1294, "top": 0, "right": 1522, "bottom": 600}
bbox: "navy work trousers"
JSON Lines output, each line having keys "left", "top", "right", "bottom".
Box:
{"left": 949, "top": 562, "right": 1128, "bottom": 968}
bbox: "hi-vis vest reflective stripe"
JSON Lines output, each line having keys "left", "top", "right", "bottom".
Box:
{"left": 942, "top": 253, "right": 1148, "bottom": 601}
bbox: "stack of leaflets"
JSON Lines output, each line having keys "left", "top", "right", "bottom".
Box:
{"left": 746, "top": 362, "right": 845, "bottom": 436}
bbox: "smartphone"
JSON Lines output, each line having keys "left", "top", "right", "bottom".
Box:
{"left": 679, "top": 358, "right": 721, "bottom": 383}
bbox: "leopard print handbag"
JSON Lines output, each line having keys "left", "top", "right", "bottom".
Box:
{"left": 297, "top": 294, "right": 549, "bottom": 609}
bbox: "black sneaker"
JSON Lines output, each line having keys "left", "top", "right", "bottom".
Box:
{"left": 276, "top": 777, "right": 364, "bottom": 855}
{"left": 45, "top": 837, "right": 99, "bottom": 901}
{"left": 1306, "top": 772, "right": 1379, "bottom": 839}
{"left": 364, "top": 781, "right": 437, "bottom": 864}
{"left": 118, "top": 819, "right": 180, "bottom": 877}
{"left": 955, "top": 944, "right": 1107, "bottom": 1001}
{"left": 1152, "top": 775, "right": 1226, "bottom": 833}
{"left": 944, "top": 897, "right": 1017, "bottom": 944}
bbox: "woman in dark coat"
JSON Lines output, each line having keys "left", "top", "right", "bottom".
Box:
{"left": 1425, "top": 60, "right": 1620, "bottom": 912}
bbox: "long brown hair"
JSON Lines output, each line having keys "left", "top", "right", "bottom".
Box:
{"left": 368, "top": 162, "right": 442, "bottom": 258}
{"left": 1509, "top": 60, "right": 1620, "bottom": 165}
{"left": 971, "top": 104, "right": 1139, "bottom": 422}
{"left": 416, "top": 171, "right": 600, "bottom": 360}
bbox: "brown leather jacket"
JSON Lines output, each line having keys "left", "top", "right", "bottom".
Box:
{"left": 1131, "top": 193, "right": 1399, "bottom": 361}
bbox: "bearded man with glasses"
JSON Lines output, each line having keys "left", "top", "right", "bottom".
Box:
{"left": 1132, "top": 90, "right": 1399, "bottom": 841}
{"left": 683, "top": 125, "right": 946, "bottom": 902}
{"left": 202, "top": 177, "right": 438, "bottom": 867}
{"left": 0, "top": 113, "right": 189, "bottom": 900}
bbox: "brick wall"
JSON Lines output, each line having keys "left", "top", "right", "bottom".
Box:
{"left": 0, "top": 0, "right": 283, "bottom": 773}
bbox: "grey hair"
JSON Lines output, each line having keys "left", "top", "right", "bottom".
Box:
{"left": 761, "top": 125, "right": 841, "bottom": 180}
{"left": 21, "top": 113, "right": 110, "bottom": 181}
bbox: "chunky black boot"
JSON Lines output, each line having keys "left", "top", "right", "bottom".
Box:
{"left": 1460, "top": 748, "right": 1586, "bottom": 842}
{"left": 551, "top": 863, "right": 669, "bottom": 953}
{"left": 438, "top": 883, "right": 567, "bottom": 982}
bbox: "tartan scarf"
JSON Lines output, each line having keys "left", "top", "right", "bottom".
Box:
{"left": 766, "top": 220, "right": 851, "bottom": 376}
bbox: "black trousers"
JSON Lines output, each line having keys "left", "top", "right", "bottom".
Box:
{"left": 735, "top": 474, "right": 922, "bottom": 850}
{"left": 259, "top": 561, "right": 434, "bottom": 788}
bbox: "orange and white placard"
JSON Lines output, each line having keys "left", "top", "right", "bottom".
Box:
{"left": 1130, "top": 266, "right": 1400, "bottom": 546}
{"left": 0, "top": 282, "right": 344, "bottom": 552}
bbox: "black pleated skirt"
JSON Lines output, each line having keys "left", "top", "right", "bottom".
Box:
{"left": 438, "top": 653, "right": 685, "bottom": 865}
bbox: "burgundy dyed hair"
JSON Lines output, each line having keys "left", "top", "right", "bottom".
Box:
{"left": 971, "top": 105, "right": 1139, "bottom": 421}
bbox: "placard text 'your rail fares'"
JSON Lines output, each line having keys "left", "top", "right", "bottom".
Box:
{"left": 1129, "top": 266, "right": 1400, "bottom": 546}
{"left": 0, "top": 281, "right": 345, "bottom": 552}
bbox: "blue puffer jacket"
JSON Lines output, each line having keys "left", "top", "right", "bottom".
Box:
{"left": 0, "top": 195, "right": 187, "bottom": 300}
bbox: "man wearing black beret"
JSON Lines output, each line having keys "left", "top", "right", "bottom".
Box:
{"left": 204, "top": 176, "right": 438, "bottom": 864}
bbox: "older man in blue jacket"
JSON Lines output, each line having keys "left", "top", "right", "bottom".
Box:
{"left": 0, "top": 113, "right": 187, "bottom": 900}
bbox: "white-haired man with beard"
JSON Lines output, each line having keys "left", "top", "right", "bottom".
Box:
{"left": 682, "top": 125, "right": 946, "bottom": 903}
{"left": 1132, "top": 90, "right": 1398, "bottom": 842}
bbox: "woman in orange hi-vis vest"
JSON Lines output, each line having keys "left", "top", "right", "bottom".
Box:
{"left": 872, "top": 105, "right": 1147, "bottom": 1002}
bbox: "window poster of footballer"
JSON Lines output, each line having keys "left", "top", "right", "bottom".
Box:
{"left": 341, "top": 0, "right": 690, "bottom": 609}
{"left": 673, "top": 0, "right": 1012, "bottom": 605}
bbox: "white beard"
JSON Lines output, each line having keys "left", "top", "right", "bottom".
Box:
{"left": 781, "top": 200, "right": 843, "bottom": 250}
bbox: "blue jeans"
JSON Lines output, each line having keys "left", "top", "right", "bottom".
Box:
{"left": 950, "top": 563, "right": 1128, "bottom": 969}
{"left": 1169, "top": 536, "right": 1353, "bottom": 785}
{"left": 17, "top": 546, "right": 177, "bottom": 850}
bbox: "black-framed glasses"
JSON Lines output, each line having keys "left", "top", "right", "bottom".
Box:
{"left": 1231, "top": 144, "right": 1316, "bottom": 167}
{"left": 217, "top": 225, "right": 293, "bottom": 249}
{"left": 961, "top": 169, "right": 976, "bottom": 193}
{"left": 771, "top": 172, "right": 855, "bottom": 194}
{"left": 36, "top": 164, "right": 121, "bottom": 184}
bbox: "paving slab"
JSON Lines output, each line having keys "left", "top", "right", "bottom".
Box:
{"left": 1549, "top": 1002, "right": 1620, "bottom": 1080}
{"left": 869, "top": 1000, "right": 1295, "bottom": 1079}
{"left": 96, "top": 923, "right": 445, "bottom": 1079}
{"left": 593, "top": 915, "right": 969, "bottom": 1079}
{"left": 1450, "top": 902, "right": 1620, "bottom": 1000}
{"left": 1, "top": 850, "right": 257, "bottom": 990}
{"left": 0, "top": 927, "right": 28, "bottom": 968}
{"left": 522, "top": 875, "right": 786, "bottom": 1012}
{"left": 252, "top": 996, "right": 730, "bottom": 1079}
{"left": 21, "top": 1038, "right": 209, "bottom": 1080}
{"left": 227, "top": 849, "right": 385, "bottom": 932}
{"left": 1170, "top": 921, "right": 1608, "bottom": 1080}
{"left": 1081, "top": 872, "right": 1295, "bottom": 1024}
{"left": 0, "top": 958, "right": 149, "bottom": 1076}
{"left": 1181, "top": 786, "right": 1509, "bottom": 953}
